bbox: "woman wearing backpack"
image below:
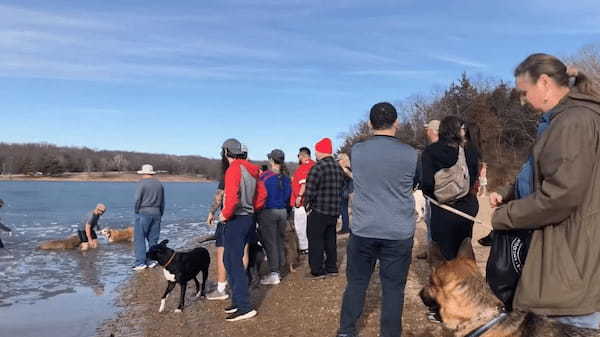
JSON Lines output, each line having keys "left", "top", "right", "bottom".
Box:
{"left": 258, "top": 149, "right": 292, "bottom": 286}
{"left": 421, "top": 116, "right": 480, "bottom": 260}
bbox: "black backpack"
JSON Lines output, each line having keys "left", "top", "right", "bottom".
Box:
{"left": 485, "top": 229, "right": 532, "bottom": 311}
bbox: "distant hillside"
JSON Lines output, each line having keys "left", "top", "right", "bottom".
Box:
{"left": 0, "top": 143, "right": 222, "bottom": 179}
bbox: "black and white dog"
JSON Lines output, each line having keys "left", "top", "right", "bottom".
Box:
{"left": 146, "top": 240, "right": 210, "bottom": 313}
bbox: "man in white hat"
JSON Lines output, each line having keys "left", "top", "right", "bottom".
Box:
{"left": 133, "top": 164, "right": 165, "bottom": 271}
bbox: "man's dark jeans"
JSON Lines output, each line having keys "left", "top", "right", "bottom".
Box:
{"left": 307, "top": 210, "right": 338, "bottom": 275}
{"left": 340, "top": 197, "right": 350, "bottom": 233}
{"left": 338, "top": 234, "right": 414, "bottom": 337}
{"left": 223, "top": 215, "right": 254, "bottom": 313}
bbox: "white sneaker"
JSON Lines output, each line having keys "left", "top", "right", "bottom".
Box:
{"left": 148, "top": 261, "right": 159, "bottom": 268}
{"left": 132, "top": 264, "right": 147, "bottom": 271}
{"left": 260, "top": 273, "right": 281, "bottom": 285}
{"left": 206, "top": 288, "right": 229, "bottom": 300}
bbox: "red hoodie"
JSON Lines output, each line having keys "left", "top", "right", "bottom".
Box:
{"left": 222, "top": 159, "right": 267, "bottom": 220}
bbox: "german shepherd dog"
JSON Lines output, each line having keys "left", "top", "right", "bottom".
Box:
{"left": 420, "top": 239, "right": 600, "bottom": 337}
{"left": 147, "top": 240, "right": 210, "bottom": 313}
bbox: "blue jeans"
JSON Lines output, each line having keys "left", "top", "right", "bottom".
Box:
{"left": 223, "top": 215, "right": 254, "bottom": 313}
{"left": 424, "top": 200, "right": 432, "bottom": 243}
{"left": 551, "top": 312, "right": 600, "bottom": 329}
{"left": 339, "top": 234, "right": 413, "bottom": 337}
{"left": 340, "top": 197, "right": 350, "bottom": 233}
{"left": 134, "top": 213, "right": 162, "bottom": 266}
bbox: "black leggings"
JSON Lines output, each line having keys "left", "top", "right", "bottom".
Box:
{"left": 430, "top": 194, "right": 479, "bottom": 260}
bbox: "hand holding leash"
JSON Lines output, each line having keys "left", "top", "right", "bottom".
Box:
{"left": 489, "top": 192, "right": 503, "bottom": 208}
{"left": 206, "top": 212, "right": 216, "bottom": 226}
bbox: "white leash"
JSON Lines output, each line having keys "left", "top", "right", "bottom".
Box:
{"left": 424, "top": 195, "right": 484, "bottom": 224}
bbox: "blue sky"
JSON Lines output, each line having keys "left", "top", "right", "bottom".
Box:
{"left": 1, "top": 1, "right": 599, "bottom": 160}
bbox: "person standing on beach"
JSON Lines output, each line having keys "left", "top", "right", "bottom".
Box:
{"left": 337, "top": 102, "right": 417, "bottom": 337}
{"left": 415, "top": 119, "right": 439, "bottom": 260}
{"left": 290, "top": 147, "right": 315, "bottom": 255}
{"left": 491, "top": 54, "right": 600, "bottom": 329}
{"left": 133, "top": 164, "right": 165, "bottom": 271}
{"left": 337, "top": 153, "right": 352, "bottom": 235}
{"left": 79, "top": 203, "right": 107, "bottom": 251}
{"left": 258, "top": 149, "right": 292, "bottom": 286}
{"left": 421, "top": 116, "right": 480, "bottom": 260}
{"left": 303, "top": 137, "right": 344, "bottom": 279}
{"left": 205, "top": 147, "right": 253, "bottom": 300}
{"left": 205, "top": 176, "right": 229, "bottom": 300}
{"left": 219, "top": 138, "right": 266, "bottom": 321}
{"left": 0, "top": 199, "right": 12, "bottom": 249}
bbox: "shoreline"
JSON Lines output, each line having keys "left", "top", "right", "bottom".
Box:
{"left": 96, "top": 196, "right": 494, "bottom": 337}
{"left": 0, "top": 172, "right": 215, "bottom": 183}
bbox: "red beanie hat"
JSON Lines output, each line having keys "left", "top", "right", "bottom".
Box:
{"left": 315, "top": 138, "right": 333, "bottom": 154}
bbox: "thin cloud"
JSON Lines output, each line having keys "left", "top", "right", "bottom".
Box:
{"left": 0, "top": 4, "right": 115, "bottom": 30}
{"left": 431, "top": 54, "right": 487, "bottom": 69}
{"left": 347, "top": 70, "right": 437, "bottom": 77}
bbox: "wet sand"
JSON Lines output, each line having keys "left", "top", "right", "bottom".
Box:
{"left": 97, "top": 196, "right": 494, "bottom": 337}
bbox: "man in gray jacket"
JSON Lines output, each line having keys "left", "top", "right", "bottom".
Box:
{"left": 133, "top": 164, "right": 165, "bottom": 270}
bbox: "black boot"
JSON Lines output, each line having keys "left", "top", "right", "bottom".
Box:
{"left": 478, "top": 232, "right": 493, "bottom": 246}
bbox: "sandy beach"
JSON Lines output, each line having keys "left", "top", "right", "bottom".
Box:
{"left": 96, "top": 196, "right": 494, "bottom": 337}
{"left": 0, "top": 172, "right": 212, "bottom": 183}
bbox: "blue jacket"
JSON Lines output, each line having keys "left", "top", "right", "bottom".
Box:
{"left": 260, "top": 170, "right": 292, "bottom": 209}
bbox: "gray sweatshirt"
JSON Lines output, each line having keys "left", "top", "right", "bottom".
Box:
{"left": 135, "top": 178, "right": 165, "bottom": 216}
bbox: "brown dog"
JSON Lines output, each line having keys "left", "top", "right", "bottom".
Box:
{"left": 284, "top": 221, "right": 300, "bottom": 272}
{"left": 39, "top": 235, "right": 82, "bottom": 250}
{"left": 420, "top": 239, "right": 600, "bottom": 337}
{"left": 100, "top": 227, "right": 134, "bottom": 243}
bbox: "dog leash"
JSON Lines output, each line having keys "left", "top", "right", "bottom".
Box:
{"left": 464, "top": 312, "right": 508, "bottom": 337}
{"left": 164, "top": 252, "right": 177, "bottom": 268}
{"left": 424, "top": 195, "right": 484, "bottom": 224}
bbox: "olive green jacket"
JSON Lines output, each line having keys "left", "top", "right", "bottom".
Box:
{"left": 493, "top": 90, "right": 600, "bottom": 316}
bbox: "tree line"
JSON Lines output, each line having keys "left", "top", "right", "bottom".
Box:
{"left": 339, "top": 45, "right": 600, "bottom": 189}
{"left": 0, "top": 143, "right": 223, "bottom": 179}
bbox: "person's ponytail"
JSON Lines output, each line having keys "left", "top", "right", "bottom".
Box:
{"left": 571, "top": 70, "right": 600, "bottom": 99}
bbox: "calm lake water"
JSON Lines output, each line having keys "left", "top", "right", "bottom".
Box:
{"left": 0, "top": 181, "right": 217, "bottom": 337}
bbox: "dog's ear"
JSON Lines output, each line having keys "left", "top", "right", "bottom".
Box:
{"left": 159, "top": 239, "right": 169, "bottom": 246}
{"left": 428, "top": 241, "right": 446, "bottom": 269}
{"left": 456, "top": 237, "right": 475, "bottom": 261}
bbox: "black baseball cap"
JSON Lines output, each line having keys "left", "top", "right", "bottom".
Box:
{"left": 267, "top": 149, "right": 285, "bottom": 162}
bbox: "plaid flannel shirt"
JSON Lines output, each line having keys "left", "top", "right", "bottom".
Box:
{"left": 303, "top": 156, "right": 344, "bottom": 217}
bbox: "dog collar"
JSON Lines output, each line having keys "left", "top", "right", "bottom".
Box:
{"left": 464, "top": 312, "right": 508, "bottom": 337}
{"left": 164, "top": 252, "right": 177, "bottom": 268}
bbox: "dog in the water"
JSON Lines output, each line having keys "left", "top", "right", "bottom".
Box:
{"left": 420, "top": 238, "right": 600, "bottom": 337}
{"left": 100, "top": 227, "right": 133, "bottom": 243}
{"left": 147, "top": 240, "right": 210, "bottom": 313}
{"left": 38, "top": 235, "right": 82, "bottom": 250}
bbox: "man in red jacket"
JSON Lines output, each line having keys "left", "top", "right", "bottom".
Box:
{"left": 218, "top": 138, "right": 266, "bottom": 322}
{"left": 290, "top": 147, "right": 315, "bottom": 254}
